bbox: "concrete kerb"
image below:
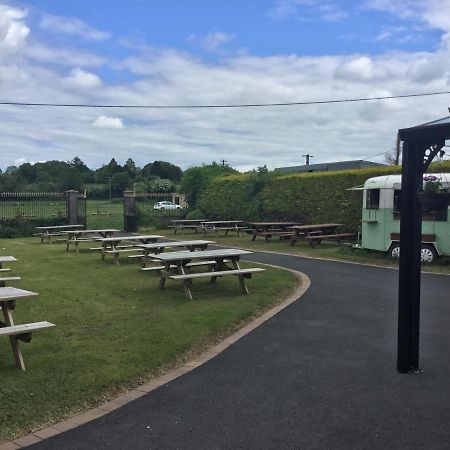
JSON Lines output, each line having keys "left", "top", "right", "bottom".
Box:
{"left": 2, "top": 267, "right": 310, "bottom": 449}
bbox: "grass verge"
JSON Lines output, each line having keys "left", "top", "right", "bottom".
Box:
{"left": 0, "top": 237, "right": 299, "bottom": 442}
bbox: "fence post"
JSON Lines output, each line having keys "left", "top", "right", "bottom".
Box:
{"left": 123, "top": 191, "right": 137, "bottom": 232}
{"left": 65, "top": 190, "right": 79, "bottom": 225}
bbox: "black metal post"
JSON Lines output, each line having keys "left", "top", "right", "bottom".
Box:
{"left": 397, "top": 141, "right": 423, "bottom": 373}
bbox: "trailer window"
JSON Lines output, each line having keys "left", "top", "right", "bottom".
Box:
{"left": 366, "top": 189, "right": 380, "bottom": 210}
{"left": 393, "top": 190, "right": 401, "bottom": 212}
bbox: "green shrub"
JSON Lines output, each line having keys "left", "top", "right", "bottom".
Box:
{"left": 198, "top": 161, "right": 450, "bottom": 232}
{"left": 185, "top": 209, "right": 207, "bottom": 220}
{"left": 0, "top": 217, "right": 67, "bottom": 238}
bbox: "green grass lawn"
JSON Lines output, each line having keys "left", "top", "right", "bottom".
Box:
{"left": 165, "top": 229, "right": 450, "bottom": 275}
{"left": 86, "top": 200, "right": 123, "bottom": 230}
{"left": 0, "top": 237, "right": 299, "bottom": 442}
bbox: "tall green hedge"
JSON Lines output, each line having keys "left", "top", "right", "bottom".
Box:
{"left": 198, "top": 161, "right": 450, "bottom": 231}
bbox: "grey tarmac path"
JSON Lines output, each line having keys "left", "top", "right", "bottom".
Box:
{"left": 29, "top": 252, "right": 450, "bottom": 449}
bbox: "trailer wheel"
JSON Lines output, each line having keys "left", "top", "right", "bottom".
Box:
{"left": 420, "top": 244, "right": 437, "bottom": 264}
{"left": 389, "top": 243, "right": 401, "bottom": 259}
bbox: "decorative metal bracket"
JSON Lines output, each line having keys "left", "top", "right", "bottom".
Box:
{"left": 422, "top": 142, "right": 445, "bottom": 172}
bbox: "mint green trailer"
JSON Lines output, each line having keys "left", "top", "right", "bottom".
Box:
{"left": 359, "top": 173, "right": 450, "bottom": 263}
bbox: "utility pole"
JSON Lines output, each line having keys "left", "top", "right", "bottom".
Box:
{"left": 221, "top": 159, "right": 227, "bottom": 166}
{"left": 106, "top": 176, "right": 114, "bottom": 201}
{"left": 302, "top": 154, "right": 314, "bottom": 165}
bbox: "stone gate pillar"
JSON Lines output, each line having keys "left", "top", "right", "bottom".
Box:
{"left": 123, "top": 191, "right": 137, "bottom": 232}
{"left": 65, "top": 190, "right": 79, "bottom": 225}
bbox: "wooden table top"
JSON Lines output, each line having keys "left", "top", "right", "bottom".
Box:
{"left": 290, "top": 223, "right": 343, "bottom": 231}
{"left": 201, "top": 220, "right": 244, "bottom": 225}
{"left": 99, "top": 235, "right": 165, "bottom": 242}
{"left": 67, "top": 229, "right": 120, "bottom": 234}
{"left": 137, "top": 240, "right": 215, "bottom": 249}
{"left": 0, "top": 256, "right": 17, "bottom": 264}
{"left": 170, "top": 219, "right": 208, "bottom": 223}
{"left": 151, "top": 248, "right": 251, "bottom": 262}
{"left": 0, "top": 287, "right": 39, "bottom": 301}
{"left": 35, "top": 225, "right": 84, "bottom": 230}
{"left": 248, "top": 222, "right": 300, "bottom": 226}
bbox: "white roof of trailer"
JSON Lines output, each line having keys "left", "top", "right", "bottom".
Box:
{"left": 363, "top": 173, "right": 450, "bottom": 190}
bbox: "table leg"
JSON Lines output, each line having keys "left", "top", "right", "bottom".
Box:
{"left": 1, "top": 302, "right": 25, "bottom": 371}
{"left": 232, "top": 258, "right": 249, "bottom": 294}
{"left": 178, "top": 264, "right": 193, "bottom": 300}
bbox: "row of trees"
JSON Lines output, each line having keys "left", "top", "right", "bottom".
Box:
{"left": 0, "top": 157, "right": 184, "bottom": 197}
{"left": 0, "top": 157, "right": 241, "bottom": 206}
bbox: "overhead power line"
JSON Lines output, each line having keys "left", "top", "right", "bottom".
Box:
{"left": 0, "top": 90, "right": 450, "bottom": 109}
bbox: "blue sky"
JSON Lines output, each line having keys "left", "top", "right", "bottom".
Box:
{"left": 1, "top": 0, "right": 450, "bottom": 170}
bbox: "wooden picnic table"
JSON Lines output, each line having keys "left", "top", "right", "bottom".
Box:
{"left": 134, "top": 240, "right": 215, "bottom": 267}
{"left": 170, "top": 219, "right": 209, "bottom": 234}
{"left": 65, "top": 228, "right": 120, "bottom": 253}
{"left": 35, "top": 225, "right": 85, "bottom": 244}
{"left": 97, "top": 235, "right": 165, "bottom": 265}
{"left": 0, "top": 286, "right": 55, "bottom": 370}
{"left": 200, "top": 220, "right": 245, "bottom": 237}
{"left": 151, "top": 248, "right": 264, "bottom": 300}
{"left": 247, "top": 221, "right": 301, "bottom": 242}
{"left": 290, "top": 223, "right": 355, "bottom": 246}
{"left": 0, "top": 256, "right": 20, "bottom": 286}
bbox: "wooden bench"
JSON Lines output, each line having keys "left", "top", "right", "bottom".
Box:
{"left": 305, "top": 233, "right": 356, "bottom": 246}
{"left": 0, "top": 276, "right": 21, "bottom": 287}
{"left": 0, "top": 321, "right": 55, "bottom": 338}
{"left": 141, "top": 260, "right": 220, "bottom": 272}
{"left": 251, "top": 231, "right": 295, "bottom": 242}
{"left": 202, "top": 226, "right": 246, "bottom": 236}
{"left": 0, "top": 286, "right": 55, "bottom": 370}
{"left": 169, "top": 268, "right": 265, "bottom": 300}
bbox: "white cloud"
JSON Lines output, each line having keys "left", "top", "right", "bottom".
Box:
{"left": 65, "top": 68, "right": 102, "bottom": 88}
{"left": 335, "top": 56, "right": 379, "bottom": 81}
{"left": 268, "top": 0, "right": 347, "bottom": 22}
{"left": 367, "top": 0, "right": 450, "bottom": 35}
{"left": 92, "top": 116, "right": 125, "bottom": 129}
{"left": 203, "top": 32, "right": 235, "bottom": 51}
{"left": 1, "top": 3, "right": 450, "bottom": 171}
{"left": 39, "top": 14, "right": 110, "bottom": 41}
{"left": 0, "top": 4, "right": 29, "bottom": 58}
{"left": 24, "top": 41, "right": 104, "bottom": 67}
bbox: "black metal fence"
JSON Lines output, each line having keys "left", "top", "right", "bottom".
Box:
{"left": 0, "top": 192, "right": 67, "bottom": 220}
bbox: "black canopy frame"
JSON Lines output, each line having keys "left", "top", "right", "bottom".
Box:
{"left": 396, "top": 116, "right": 450, "bottom": 373}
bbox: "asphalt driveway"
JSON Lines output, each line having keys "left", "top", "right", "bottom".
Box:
{"left": 30, "top": 252, "right": 450, "bottom": 449}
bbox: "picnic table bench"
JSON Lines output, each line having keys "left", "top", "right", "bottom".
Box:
{"left": 0, "top": 286, "right": 55, "bottom": 370}
{"left": 247, "top": 222, "right": 301, "bottom": 242}
{"left": 35, "top": 225, "right": 85, "bottom": 244}
{"left": 200, "top": 220, "right": 246, "bottom": 237}
{"left": 151, "top": 248, "right": 265, "bottom": 300}
{"left": 65, "top": 228, "right": 120, "bottom": 253}
{"left": 96, "top": 235, "right": 165, "bottom": 265}
{"left": 0, "top": 256, "right": 20, "bottom": 286}
{"left": 169, "top": 219, "right": 209, "bottom": 234}
{"left": 132, "top": 240, "right": 215, "bottom": 267}
{"left": 290, "top": 223, "right": 355, "bottom": 246}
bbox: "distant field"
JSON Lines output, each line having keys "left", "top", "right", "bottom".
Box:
{"left": 86, "top": 199, "right": 184, "bottom": 230}
{"left": 86, "top": 199, "right": 123, "bottom": 229}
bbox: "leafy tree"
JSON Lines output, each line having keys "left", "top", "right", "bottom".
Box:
{"left": 150, "top": 160, "right": 183, "bottom": 181}
{"left": 141, "top": 162, "right": 153, "bottom": 179}
{"left": 69, "top": 156, "right": 90, "bottom": 173}
{"left": 180, "top": 162, "right": 237, "bottom": 207}
{"left": 124, "top": 158, "right": 137, "bottom": 178}
{"left": 17, "top": 163, "right": 37, "bottom": 184}
{"left": 111, "top": 172, "right": 132, "bottom": 197}
{"left": 5, "top": 166, "right": 17, "bottom": 174}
